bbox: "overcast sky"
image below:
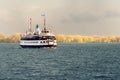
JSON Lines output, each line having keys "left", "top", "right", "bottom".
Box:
{"left": 0, "top": 0, "right": 120, "bottom": 36}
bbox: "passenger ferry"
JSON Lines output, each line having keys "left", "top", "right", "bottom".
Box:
{"left": 20, "top": 15, "right": 57, "bottom": 48}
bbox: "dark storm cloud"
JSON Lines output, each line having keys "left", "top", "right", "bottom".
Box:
{"left": 61, "top": 13, "right": 100, "bottom": 24}
{"left": 0, "top": 0, "right": 120, "bottom": 35}
{"left": 105, "top": 11, "right": 120, "bottom": 18}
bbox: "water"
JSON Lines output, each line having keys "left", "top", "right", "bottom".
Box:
{"left": 0, "top": 43, "right": 120, "bottom": 80}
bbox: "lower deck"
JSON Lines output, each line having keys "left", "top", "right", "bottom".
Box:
{"left": 20, "top": 40, "right": 57, "bottom": 48}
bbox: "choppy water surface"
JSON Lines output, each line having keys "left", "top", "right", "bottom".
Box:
{"left": 0, "top": 43, "right": 120, "bottom": 80}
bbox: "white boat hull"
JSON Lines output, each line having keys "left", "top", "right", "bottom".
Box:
{"left": 20, "top": 40, "right": 57, "bottom": 48}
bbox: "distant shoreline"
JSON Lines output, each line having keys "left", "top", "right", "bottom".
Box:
{"left": 0, "top": 33, "right": 120, "bottom": 43}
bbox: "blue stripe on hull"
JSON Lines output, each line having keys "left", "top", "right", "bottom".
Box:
{"left": 20, "top": 45, "right": 57, "bottom": 48}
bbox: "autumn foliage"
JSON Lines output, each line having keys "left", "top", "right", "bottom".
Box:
{"left": 0, "top": 33, "right": 120, "bottom": 43}
{"left": 56, "top": 35, "right": 120, "bottom": 43}
{"left": 0, "top": 33, "right": 21, "bottom": 43}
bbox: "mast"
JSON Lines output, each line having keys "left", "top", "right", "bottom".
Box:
{"left": 44, "top": 14, "right": 46, "bottom": 29}
{"left": 41, "top": 13, "right": 46, "bottom": 31}
{"left": 29, "top": 18, "right": 32, "bottom": 32}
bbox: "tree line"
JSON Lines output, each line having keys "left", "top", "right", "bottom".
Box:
{"left": 56, "top": 35, "right": 120, "bottom": 43}
{"left": 0, "top": 33, "right": 120, "bottom": 43}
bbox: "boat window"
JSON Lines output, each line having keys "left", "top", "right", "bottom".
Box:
{"left": 21, "top": 36, "right": 40, "bottom": 40}
{"left": 48, "top": 36, "right": 56, "bottom": 40}
{"left": 41, "top": 36, "right": 48, "bottom": 40}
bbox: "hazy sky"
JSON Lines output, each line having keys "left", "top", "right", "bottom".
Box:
{"left": 0, "top": 0, "right": 120, "bottom": 36}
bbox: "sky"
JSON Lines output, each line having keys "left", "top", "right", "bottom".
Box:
{"left": 0, "top": 0, "right": 120, "bottom": 36}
